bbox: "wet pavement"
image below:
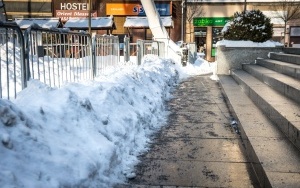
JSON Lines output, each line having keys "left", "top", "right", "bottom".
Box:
{"left": 116, "top": 75, "right": 260, "bottom": 188}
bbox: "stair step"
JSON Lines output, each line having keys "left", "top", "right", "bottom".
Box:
{"left": 231, "top": 69, "right": 300, "bottom": 150}
{"left": 256, "top": 58, "right": 300, "bottom": 80}
{"left": 219, "top": 75, "right": 300, "bottom": 188}
{"left": 269, "top": 52, "right": 300, "bottom": 65}
{"left": 283, "top": 47, "right": 300, "bottom": 55}
{"left": 243, "top": 64, "right": 300, "bottom": 104}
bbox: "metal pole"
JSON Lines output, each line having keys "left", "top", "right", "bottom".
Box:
{"left": 181, "top": 0, "right": 185, "bottom": 42}
{"left": 244, "top": 0, "right": 247, "bottom": 11}
{"left": 88, "top": 0, "right": 91, "bottom": 34}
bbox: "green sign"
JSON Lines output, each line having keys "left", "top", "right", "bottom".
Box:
{"left": 193, "top": 17, "right": 231, "bottom": 27}
{"left": 212, "top": 47, "right": 216, "bottom": 57}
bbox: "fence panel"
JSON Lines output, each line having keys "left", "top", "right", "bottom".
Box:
{"left": 1, "top": 22, "right": 169, "bottom": 99}
{"left": 93, "top": 34, "right": 119, "bottom": 76}
{"left": 137, "top": 40, "right": 165, "bottom": 65}
{"left": 24, "top": 25, "right": 93, "bottom": 88}
{"left": 0, "top": 22, "right": 26, "bottom": 99}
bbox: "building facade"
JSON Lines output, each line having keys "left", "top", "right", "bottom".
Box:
{"left": 2, "top": 0, "right": 300, "bottom": 61}
{"left": 3, "top": 0, "right": 182, "bottom": 42}
{"left": 105, "top": 0, "right": 181, "bottom": 45}
{"left": 186, "top": 0, "right": 300, "bottom": 61}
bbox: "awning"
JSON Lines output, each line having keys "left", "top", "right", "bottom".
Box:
{"left": 64, "top": 17, "right": 116, "bottom": 30}
{"left": 14, "top": 18, "right": 62, "bottom": 29}
{"left": 124, "top": 16, "right": 173, "bottom": 28}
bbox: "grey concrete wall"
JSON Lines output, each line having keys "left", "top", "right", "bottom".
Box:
{"left": 216, "top": 45, "right": 283, "bottom": 75}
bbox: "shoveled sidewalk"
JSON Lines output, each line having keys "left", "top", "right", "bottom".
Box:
{"left": 117, "top": 75, "right": 259, "bottom": 188}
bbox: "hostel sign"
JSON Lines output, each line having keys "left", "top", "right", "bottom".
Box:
{"left": 193, "top": 17, "right": 231, "bottom": 27}
{"left": 54, "top": 1, "right": 97, "bottom": 22}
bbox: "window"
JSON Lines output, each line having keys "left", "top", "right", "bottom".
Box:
{"left": 211, "top": 27, "right": 223, "bottom": 57}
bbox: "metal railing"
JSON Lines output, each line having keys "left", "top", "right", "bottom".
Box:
{"left": 24, "top": 24, "right": 93, "bottom": 88}
{"left": 136, "top": 39, "right": 165, "bottom": 65}
{"left": 123, "top": 35, "right": 130, "bottom": 62}
{"left": 93, "top": 34, "right": 119, "bottom": 76}
{"left": 0, "top": 22, "right": 170, "bottom": 99}
{"left": 123, "top": 36, "right": 139, "bottom": 62}
{"left": 0, "top": 21, "right": 26, "bottom": 99}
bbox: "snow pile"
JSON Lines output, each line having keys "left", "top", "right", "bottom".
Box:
{"left": 178, "top": 57, "right": 215, "bottom": 79}
{"left": 0, "top": 55, "right": 179, "bottom": 187}
{"left": 216, "top": 40, "right": 283, "bottom": 47}
{"left": 0, "top": 53, "right": 215, "bottom": 187}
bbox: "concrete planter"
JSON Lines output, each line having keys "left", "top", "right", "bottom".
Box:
{"left": 216, "top": 45, "right": 283, "bottom": 75}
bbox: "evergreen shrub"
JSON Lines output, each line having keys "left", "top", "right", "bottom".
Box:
{"left": 223, "top": 10, "right": 273, "bottom": 42}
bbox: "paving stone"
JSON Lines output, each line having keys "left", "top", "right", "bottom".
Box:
{"left": 118, "top": 75, "right": 259, "bottom": 188}
{"left": 129, "top": 160, "right": 255, "bottom": 187}
{"left": 159, "top": 122, "right": 236, "bottom": 139}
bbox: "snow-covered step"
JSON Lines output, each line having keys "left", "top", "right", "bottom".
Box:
{"left": 243, "top": 64, "right": 300, "bottom": 104}
{"left": 256, "top": 58, "right": 300, "bottom": 80}
{"left": 219, "top": 75, "right": 300, "bottom": 188}
{"left": 269, "top": 52, "right": 300, "bottom": 65}
{"left": 231, "top": 69, "right": 300, "bottom": 150}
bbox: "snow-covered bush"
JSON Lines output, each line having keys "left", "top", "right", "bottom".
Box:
{"left": 223, "top": 10, "right": 273, "bottom": 42}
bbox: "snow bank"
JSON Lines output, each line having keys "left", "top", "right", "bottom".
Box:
{"left": 216, "top": 40, "right": 284, "bottom": 47}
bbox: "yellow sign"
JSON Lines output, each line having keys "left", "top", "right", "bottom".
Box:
{"left": 106, "top": 3, "right": 144, "bottom": 15}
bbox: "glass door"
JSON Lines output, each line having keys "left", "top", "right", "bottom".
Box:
{"left": 212, "top": 27, "right": 223, "bottom": 57}
{"left": 194, "top": 27, "right": 207, "bottom": 59}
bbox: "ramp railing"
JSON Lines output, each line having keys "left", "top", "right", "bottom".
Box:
{"left": 136, "top": 39, "right": 165, "bottom": 65}
{"left": 24, "top": 25, "right": 93, "bottom": 88}
{"left": 0, "top": 21, "right": 26, "bottom": 99}
{"left": 0, "top": 23, "right": 168, "bottom": 99}
{"left": 92, "top": 34, "right": 119, "bottom": 76}
{"left": 123, "top": 36, "right": 130, "bottom": 62}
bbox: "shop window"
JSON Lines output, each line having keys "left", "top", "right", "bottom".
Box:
{"left": 194, "top": 27, "right": 206, "bottom": 57}
{"left": 212, "top": 27, "right": 223, "bottom": 57}
{"left": 290, "top": 27, "right": 300, "bottom": 47}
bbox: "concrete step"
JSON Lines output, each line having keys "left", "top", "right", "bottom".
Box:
{"left": 256, "top": 58, "right": 300, "bottom": 80}
{"left": 269, "top": 52, "right": 300, "bottom": 65}
{"left": 243, "top": 64, "right": 300, "bottom": 104}
{"left": 219, "top": 75, "right": 300, "bottom": 188}
{"left": 231, "top": 69, "right": 300, "bottom": 150}
{"left": 283, "top": 47, "right": 300, "bottom": 55}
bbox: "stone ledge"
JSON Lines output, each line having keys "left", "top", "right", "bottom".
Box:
{"left": 216, "top": 45, "right": 283, "bottom": 75}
